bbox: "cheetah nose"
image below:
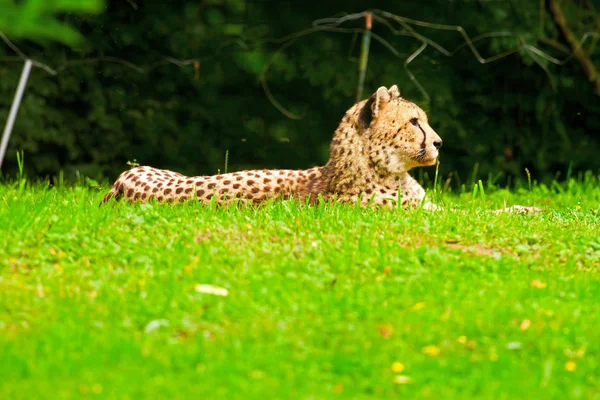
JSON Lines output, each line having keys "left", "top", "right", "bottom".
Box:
{"left": 433, "top": 140, "right": 443, "bottom": 149}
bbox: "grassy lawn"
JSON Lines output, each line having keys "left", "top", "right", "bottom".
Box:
{"left": 1, "top": 176, "right": 599, "bottom": 399}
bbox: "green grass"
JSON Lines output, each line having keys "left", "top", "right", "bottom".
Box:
{"left": 1, "top": 176, "right": 599, "bottom": 399}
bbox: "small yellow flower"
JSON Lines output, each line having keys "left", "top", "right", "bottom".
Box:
{"left": 457, "top": 336, "right": 467, "bottom": 344}
{"left": 565, "top": 361, "right": 576, "bottom": 372}
{"left": 530, "top": 280, "right": 547, "bottom": 289}
{"left": 391, "top": 361, "right": 405, "bottom": 373}
{"left": 333, "top": 382, "right": 344, "bottom": 394}
{"left": 422, "top": 345, "right": 441, "bottom": 357}
{"left": 412, "top": 302, "right": 426, "bottom": 310}
{"left": 393, "top": 375, "right": 411, "bottom": 384}
{"left": 520, "top": 320, "right": 531, "bottom": 331}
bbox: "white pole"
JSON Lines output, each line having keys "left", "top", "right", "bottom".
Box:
{"left": 0, "top": 59, "right": 33, "bottom": 169}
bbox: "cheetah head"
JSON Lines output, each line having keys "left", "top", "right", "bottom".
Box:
{"left": 357, "top": 85, "right": 442, "bottom": 173}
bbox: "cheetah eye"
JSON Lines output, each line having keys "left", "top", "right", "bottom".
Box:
{"left": 410, "top": 118, "right": 418, "bottom": 126}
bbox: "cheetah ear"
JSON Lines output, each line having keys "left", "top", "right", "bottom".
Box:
{"left": 372, "top": 86, "right": 391, "bottom": 114}
{"left": 357, "top": 86, "right": 391, "bottom": 131}
{"left": 388, "top": 85, "right": 401, "bottom": 98}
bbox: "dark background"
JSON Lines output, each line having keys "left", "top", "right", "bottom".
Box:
{"left": 0, "top": 0, "right": 598, "bottom": 186}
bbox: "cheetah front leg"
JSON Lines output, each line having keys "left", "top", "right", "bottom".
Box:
{"left": 337, "top": 189, "right": 543, "bottom": 213}
{"left": 358, "top": 193, "right": 440, "bottom": 210}
{"left": 418, "top": 201, "right": 545, "bottom": 214}
{"left": 491, "top": 205, "right": 545, "bottom": 214}
{"left": 396, "top": 174, "right": 545, "bottom": 213}
{"left": 416, "top": 198, "right": 544, "bottom": 213}
{"left": 421, "top": 201, "right": 441, "bottom": 211}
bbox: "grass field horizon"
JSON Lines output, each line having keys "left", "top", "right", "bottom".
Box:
{"left": 1, "top": 172, "right": 599, "bottom": 399}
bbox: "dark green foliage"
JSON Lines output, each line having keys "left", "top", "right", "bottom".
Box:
{"left": 0, "top": 0, "right": 598, "bottom": 184}
{"left": 0, "top": 0, "right": 103, "bottom": 44}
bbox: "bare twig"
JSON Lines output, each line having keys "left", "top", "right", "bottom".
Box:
{"left": 548, "top": 0, "right": 600, "bottom": 95}
{"left": 404, "top": 42, "right": 429, "bottom": 101}
{"left": 0, "top": 31, "right": 200, "bottom": 77}
{"left": 259, "top": 34, "right": 304, "bottom": 120}
{"left": 539, "top": 37, "right": 571, "bottom": 54}
{"left": 2, "top": 7, "right": 599, "bottom": 118}
{"left": 257, "top": 7, "right": 600, "bottom": 115}
{"left": 581, "top": 0, "right": 600, "bottom": 53}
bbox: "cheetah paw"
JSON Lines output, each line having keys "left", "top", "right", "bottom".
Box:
{"left": 422, "top": 202, "right": 442, "bottom": 211}
{"left": 492, "top": 205, "right": 546, "bottom": 214}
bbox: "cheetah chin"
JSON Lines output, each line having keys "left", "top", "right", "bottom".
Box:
{"left": 102, "top": 85, "right": 441, "bottom": 208}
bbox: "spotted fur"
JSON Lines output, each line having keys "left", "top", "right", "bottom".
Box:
{"left": 101, "top": 85, "right": 442, "bottom": 207}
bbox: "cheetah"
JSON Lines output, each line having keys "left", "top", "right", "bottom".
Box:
{"left": 101, "top": 85, "right": 542, "bottom": 213}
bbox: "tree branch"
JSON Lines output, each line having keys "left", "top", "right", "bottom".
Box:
{"left": 539, "top": 37, "right": 570, "bottom": 54}
{"left": 548, "top": 0, "right": 600, "bottom": 95}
